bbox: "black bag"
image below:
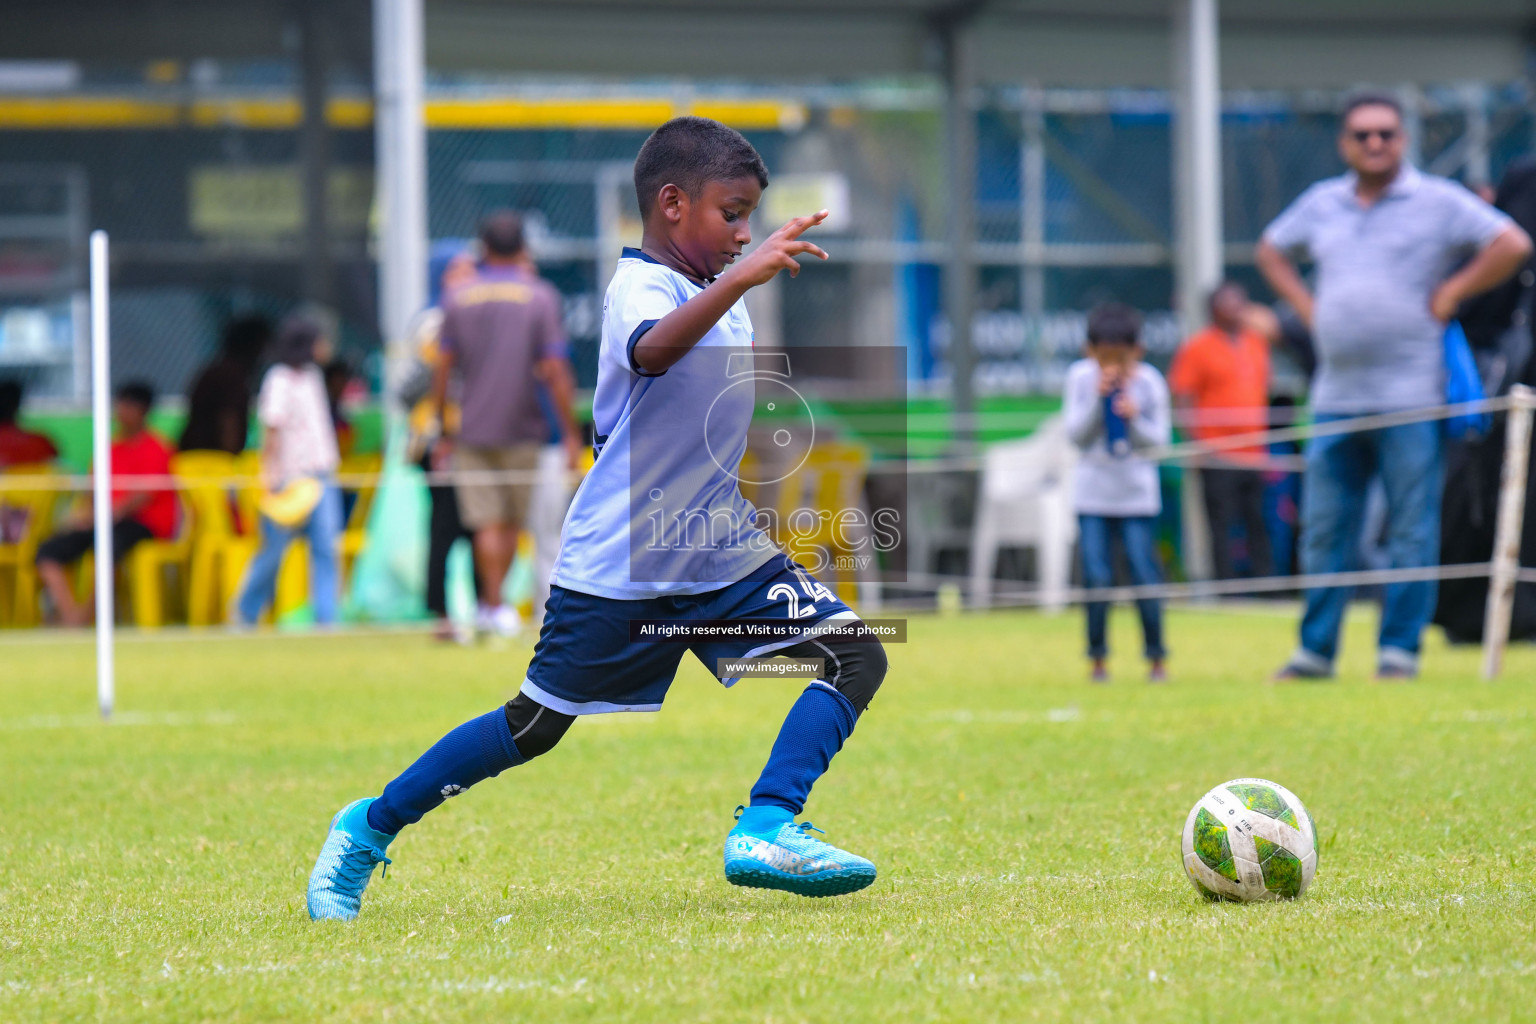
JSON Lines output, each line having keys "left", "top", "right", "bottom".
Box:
{"left": 1434, "top": 158, "right": 1536, "bottom": 643}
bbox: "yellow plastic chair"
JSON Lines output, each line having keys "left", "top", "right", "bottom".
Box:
{"left": 0, "top": 463, "right": 65, "bottom": 627}
{"left": 338, "top": 452, "right": 382, "bottom": 586}
{"left": 273, "top": 538, "right": 311, "bottom": 621}
{"left": 770, "top": 440, "right": 871, "bottom": 602}
{"left": 172, "top": 451, "right": 256, "bottom": 626}
{"left": 83, "top": 469, "right": 192, "bottom": 629}
{"left": 67, "top": 521, "right": 190, "bottom": 630}
{"left": 232, "top": 451, "right": 263, "bottom": 540}
{"left": 120, "top": 504, "right": 192, "bottom": 629}
{"left": 513, "top": 531, "right": 537, "bottom": 619}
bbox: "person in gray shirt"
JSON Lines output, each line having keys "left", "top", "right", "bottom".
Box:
{"left": 1256, "top": 91, "right": 1532, "bottom": 680}
{"left": 1063, "top": 303, "right": 1172, "bottom": 683}
{"left": 433, "top": 211, "right": 581, "bottom": 639}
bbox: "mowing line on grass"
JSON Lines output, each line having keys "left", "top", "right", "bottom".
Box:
{"left": 0, "top": 710, "right": 239, "bottom": 730}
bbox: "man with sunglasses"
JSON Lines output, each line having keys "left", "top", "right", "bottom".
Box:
{"left": 1256, "top": 91, "right": 1532, "bottom": 681}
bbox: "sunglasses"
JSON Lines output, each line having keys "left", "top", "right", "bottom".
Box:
{"left": 1351, "top": 128, "right": 1398, "bottom": 144}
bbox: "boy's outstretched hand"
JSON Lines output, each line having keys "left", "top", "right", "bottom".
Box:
{"left": 732, "top": 210, "right": 830, "bottom": 286}
{"left": 630, "top": 210, "right": 831, "bottom": 376}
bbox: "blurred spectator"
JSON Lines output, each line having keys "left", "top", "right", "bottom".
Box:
{"left": 180, "top": 314, "right": 272, "bottom": 454}
{"left": 35, "top": 382, "right": 175, "bottom": 627}
{"left": 1257, "top": 91, "right": 1533, "bottom": 680}
{"left": 432, "top": 211, "right": 579, "bottom": 638}
{"left": 1169, "top": 282, "right": 1276, "bottom": 581}
{"left": 1436, "top": 159, "right": 1536, "bottom": 642}
{"left": 406, "top": 252, "right": 479, "bottom": 641}
{"left": 324, "top": 358, "right": 357, "bottom": 458}
{"left": 0, "top": 379, "right": 58, "bottom": 467}
{"left": 234, "top": 316, "right": 342, "bottom": 627}
{"left": 527, "top": 359, "right": 582, "bottom": 631}
{"left": 1457, "top": 157, "right": 1536, "bottom": 353}
{"left": 1063, "top": 302, "right": 1172, "bottom": 683}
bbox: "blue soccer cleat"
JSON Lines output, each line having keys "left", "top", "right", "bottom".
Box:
{"left": 723, "top": 805, "right": 877, "bottom": 897}
{"left": 306, "top": 798, "right": 395, "bottom": 921}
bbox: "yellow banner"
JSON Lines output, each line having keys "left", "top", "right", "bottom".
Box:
{"left": 188, "top": 165, "right": 372, "bottom": 239}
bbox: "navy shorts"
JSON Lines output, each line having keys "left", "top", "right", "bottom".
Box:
{"left": 520, "top": 553, "right": 857, "bottom": 715}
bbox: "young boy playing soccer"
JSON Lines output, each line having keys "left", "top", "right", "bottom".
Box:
{"left": 306, "top": 117, "right": 889, "bottom": 920}
{"left": 1062, "top": 302, "right": 1172, "bottom": 683}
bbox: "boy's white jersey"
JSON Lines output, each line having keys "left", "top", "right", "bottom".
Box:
{"left": 549, "top": 248, "right": 778, "bottom": 599}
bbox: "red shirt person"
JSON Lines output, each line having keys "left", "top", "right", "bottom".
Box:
{"left": 35, "top": 382, "right": 177, "bottom": 626}
{"left": 1167, "top": 282, "right": 1277, "bottom": 581}
{"left": 0, "top": 379, "right": 59, "bottom": 468}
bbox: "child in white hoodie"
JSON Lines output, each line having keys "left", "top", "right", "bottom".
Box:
{"left": 1062, "top": 302, "right": 1172, "bottom": 683}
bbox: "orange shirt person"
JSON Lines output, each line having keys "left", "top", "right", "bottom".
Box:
{"left": 1168, "top": 282, "right": 1277, "bottom": 581}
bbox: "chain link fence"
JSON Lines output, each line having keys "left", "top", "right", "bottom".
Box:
{"left": 1, "top": 80, "right": 1531, "bottom": 400}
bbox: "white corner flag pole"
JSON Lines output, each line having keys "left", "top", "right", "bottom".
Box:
{"left": 90, "top": 230, "right": 114, "bottom": 719}
{"left": 1482, "top": 383, "right": 1534, "bottom": 681}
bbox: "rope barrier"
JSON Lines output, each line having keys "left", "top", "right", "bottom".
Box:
{"left": 1143, "top": 394, "right": 1517, "bottom": 464}
{"left": 4, "top": 388, "right": 1528, "bottom": 683}
{"left": 0, "top": 466, "right": 566, "bottom": 492}
{"left": 0, "top": 392, "right": 1525, "bottom": 493}
{"left": 888, "top": 562, "right": 1536, "bottom": 608}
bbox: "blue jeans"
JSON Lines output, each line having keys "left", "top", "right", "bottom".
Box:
{"left": 236, "top": 482, "right": 343, "bottom": 625}
{"left": 1297, "top": 416, "right": 1444, "bottom": 664}
{"left": 1078, "top": 514, "right": 1165, "bottom": 661}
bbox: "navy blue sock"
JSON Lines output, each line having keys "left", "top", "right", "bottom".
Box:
{"left": 367, "top": 707, "right": 524, "bottom": 835}
{"left": 748, "top": 683, "right": 858, "bottom": 816}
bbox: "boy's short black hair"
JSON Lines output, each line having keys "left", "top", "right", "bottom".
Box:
{"left": 115, "top": 381, "right": 155, "bottom": 411}
{"left": 633, "top": 116, "right": 769, "bottom": 219}
{"left": 1341, "top": 90, "right": 1403, "bottom": 123}
{"left": 0, "top": 378, "right": 21, "bottom": 422}
{"left": 1086, "top": 302, "right": 1142, "bottom": 347}
{"left": 479, "top": 209, "right": 526, "bottom": 257}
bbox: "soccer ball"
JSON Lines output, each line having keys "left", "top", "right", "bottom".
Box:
{"left": 1181, "top": 777, "right": 1318, "bottom": 902}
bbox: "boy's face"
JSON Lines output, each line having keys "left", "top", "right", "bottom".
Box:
{"left": 662, "top": 176, "right": 762, "bottom": 279}
{"left": 1087, "top": 342, "right": 1141, "bottom": 377}
{"left": 114, "top": 398, "right": 147, "bottom": 435}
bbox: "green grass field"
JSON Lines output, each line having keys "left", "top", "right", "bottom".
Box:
{"left": 3, "top": 607, "right": 1536, "bottom": 1022}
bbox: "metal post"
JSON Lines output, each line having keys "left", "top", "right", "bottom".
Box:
{"left": 938, "top": 11, "right": 978, "bottom": 449}
{"left": 1171, "top": 0, "right": 1223, "bottom": 334}
{"left": 1020, "top": 84, "right": 1046, "bottom": 318}
{"left": 1172, "top": 0, "right": 1221, "bottom": 584}
{"left": 595, "top": 161, "right": 633, "bottom": 301}
{"left": 1399, "top": 84, "right": 1424, "bottom": 169}
{"left": 373, "top": 0, "right": 428, "bottom": 401}
{"left": 1482, "top": 385, "right": 1534, "bottom": 680}
{"left": 1463, "top": 83, "right": 1491, "bottom": 191}
{"left": 89, "top": 230, "right": 113, "bottom": 720}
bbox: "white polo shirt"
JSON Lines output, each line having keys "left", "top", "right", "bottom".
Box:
{"left": 1263, "top": 165, "right": 1513, "bottom": 413}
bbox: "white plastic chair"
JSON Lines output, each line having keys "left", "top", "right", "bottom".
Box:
{"left": 969, "top": 414, "right": 1078, "bottom": 611}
